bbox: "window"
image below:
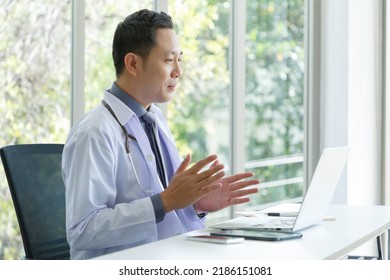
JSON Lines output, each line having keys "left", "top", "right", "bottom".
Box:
{"left": 0, "top": 0, "right": 71, "bottom": 259}
{"left": 244, "top": 0, "right": 305, "bottom": 209}
{"left": 167, "top": 1, "right": 231, "bottom": 170}
{"left": 165, "top": 1, "right": 305, "bottom": 222}
{"left": 167, "top": 0, "right": 232, "bottom": 223}
{"left": 84, "top": 1, "right": 153, "bottom": 110}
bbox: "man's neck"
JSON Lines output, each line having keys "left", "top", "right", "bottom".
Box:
{"left": 115, "top": 78, "right": 151, "bottom": 109}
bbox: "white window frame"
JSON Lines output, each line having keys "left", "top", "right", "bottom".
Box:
{"left": 384, "top": 0, "right": 390, "bottom": 206}
{"left": 305, "top": 0, "right": 322, "bottom": 188}
{"left": 384, "top": 0, "right": 389, "bottom": 258}
{"left": 71, "top": 0, "right": 85, "bottom": 125}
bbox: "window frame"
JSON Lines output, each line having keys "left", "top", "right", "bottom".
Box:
{"left": 384, "top": 0, "right": 389, "bottom": 205}
{"left": 71, "top": 0, "right": 85, "bottom": 125}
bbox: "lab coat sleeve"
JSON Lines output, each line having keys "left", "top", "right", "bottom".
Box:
{"left": 62, "top": 127, "right": 158, "bottom": 251}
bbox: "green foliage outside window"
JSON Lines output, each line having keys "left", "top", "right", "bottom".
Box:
{"left": 246, "top": 0, "right": 304, "bottom": 206}
{"left": 0, "top": 0, "right": 71, "bottom": 259}
{"left": 168, "top": 0, "right": 305, "bottom": 207}
{"left": 168, "top": 0, "right": 231, "bottom": 164}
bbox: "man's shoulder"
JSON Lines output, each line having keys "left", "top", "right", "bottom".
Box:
{"left": 67, "top": 105, "right": 120, "bottom": 142}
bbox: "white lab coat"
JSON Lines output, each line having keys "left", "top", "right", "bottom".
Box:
{"left": 62, "top": 91, "right": 204, "bottom": 259}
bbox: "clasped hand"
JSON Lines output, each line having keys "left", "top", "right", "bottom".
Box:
{"left": 160, "top": 154, "right": 259, "bottom": 213}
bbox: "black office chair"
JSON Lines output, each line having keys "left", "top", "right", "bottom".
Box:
{"left": 0, "top": 144, "right": 70, "bottom": 260}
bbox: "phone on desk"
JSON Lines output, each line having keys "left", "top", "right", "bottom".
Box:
{"left": 210, "top": 230, "right": 302, "bottom": 241}
{"left": 186, "top": 235, "right": 245, "bottom": 244}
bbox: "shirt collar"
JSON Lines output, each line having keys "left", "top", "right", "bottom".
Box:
{"left": 109, "top": 82, "right": 147, "bottom": 118}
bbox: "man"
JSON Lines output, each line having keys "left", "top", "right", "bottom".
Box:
{"left": 62, "top": 9, "right": 259, "bottom": 259}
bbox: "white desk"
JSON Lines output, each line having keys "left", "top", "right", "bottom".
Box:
{"left": 95, "top": 205, "right": 390, "bottom": 260}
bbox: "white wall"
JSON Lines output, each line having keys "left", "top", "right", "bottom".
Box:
{"left": 386, "top": 0, "right": 390, "bottom": 206}
{"left": 319, "top": 0, "right": 383, "bottom": 205}
{"left": 320, "top": 0, "right": 349, "bottom": 204}
{"left": 348, "top": 0, "right": 382, "bottom": 205}
{"left": 316, "top": 0, "right": 384, "bottom": 257}
{"left": 346, "top": 0, "right": 383, "bottom": 257}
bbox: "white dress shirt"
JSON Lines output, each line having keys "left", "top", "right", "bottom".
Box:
{"left": 62, "top": 91, "right": 204, "bottom": 259}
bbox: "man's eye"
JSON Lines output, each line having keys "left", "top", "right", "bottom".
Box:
{"left": 166, "top": 59, "right": 173, "bottom": 62}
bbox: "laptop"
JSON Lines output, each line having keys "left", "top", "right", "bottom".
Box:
{"left": 210, "top": 146, "right": 349, "bottom": 232}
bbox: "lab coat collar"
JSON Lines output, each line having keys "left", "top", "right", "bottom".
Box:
{"left": 103, "top": 90, "right": 164, "bottom": 125}
{"left": 103, "top": 91, "right": 137, "bottom": 125}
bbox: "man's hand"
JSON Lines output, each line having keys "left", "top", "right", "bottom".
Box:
{"left": 160, "top": 154, "right": 225, "bottom": 212}
{"left": 194, "top": 171, "right": 259, "bottom": 213}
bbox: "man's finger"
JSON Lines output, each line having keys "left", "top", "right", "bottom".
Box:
{"left": 187, "top": 154, "right": 218, "bottom": 174}
{"left": 176, "top": 154, "right": 191, "bottom": 174}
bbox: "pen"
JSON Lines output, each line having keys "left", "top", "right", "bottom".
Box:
{"left": 265, "top": 212, "right": 298, "bottom": 217}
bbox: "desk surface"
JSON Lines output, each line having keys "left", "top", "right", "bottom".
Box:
{"left": 95, "top": 205, "right": 390, "bottom": 260}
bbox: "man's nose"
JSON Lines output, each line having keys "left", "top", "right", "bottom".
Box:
{"left": 172, "top": 62, "right": 182, "bottom": 78}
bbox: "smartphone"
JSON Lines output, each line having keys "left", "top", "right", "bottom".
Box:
{"left": 186, "top": 235, "right": 245, "bottom": 244}
{"left": 210, "top": 230, "right": 302, "bottom": 241}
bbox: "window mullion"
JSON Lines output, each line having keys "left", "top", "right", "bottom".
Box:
{"left": 305, "top": 0, "right": 322, "bottom": 192}
{"left": 230, "top": 0, "right": 247, "bottom": 214}
{"left": 71, "top": 0, "right": 85, "bottom": 126}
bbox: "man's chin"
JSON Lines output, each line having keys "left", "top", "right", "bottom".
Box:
{"left": 161, "top": 94, "right": 174, "bottom": 103}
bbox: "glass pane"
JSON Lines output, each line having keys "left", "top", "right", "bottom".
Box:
{"left": 0, "top": 0, "right": 71, "bottom": 259}
{"left": 84, "top": 1, "right": 153, "bottom": 111}
{"left": 245, "top": 0, "right": 305, "bottom": 208}
{"left": 167, "top": 0, "right": 231, "bottom": 224}
{"left": 167, "top": 0, "right": 230, "bottom": 164}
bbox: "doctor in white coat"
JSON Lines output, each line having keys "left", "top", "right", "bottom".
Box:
{"left": 62, "top": 9, "right": 259, "bottom": 259}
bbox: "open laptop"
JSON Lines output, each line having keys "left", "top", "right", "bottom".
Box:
{"left": 210, "top": 146, "right": 349, "bottom": 232}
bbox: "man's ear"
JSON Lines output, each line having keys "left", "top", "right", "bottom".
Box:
{"left": 124, "top": 53, "right": 139, "bottom": 76}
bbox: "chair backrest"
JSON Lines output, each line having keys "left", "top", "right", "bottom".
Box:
{"left": 0, "top": 144, "right": 70, "bottom": 260}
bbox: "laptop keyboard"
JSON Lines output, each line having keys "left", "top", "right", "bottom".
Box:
{"left": 254, "top": 217, "right": 296, "bottom": 227}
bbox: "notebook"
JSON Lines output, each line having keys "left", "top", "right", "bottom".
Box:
{"left": 210, "top": 146, "right": 349, "bottom": 232}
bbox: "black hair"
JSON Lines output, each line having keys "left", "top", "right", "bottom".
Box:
{"left": 112, "top": 9, "right": 173, "bottom": 78}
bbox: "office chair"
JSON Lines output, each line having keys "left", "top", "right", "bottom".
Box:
{"left": 0, "top": 144, "right": 70, "bottom": 260}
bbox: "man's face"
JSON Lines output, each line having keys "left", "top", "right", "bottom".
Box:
{"left": 136, "top": 28, "right": 183, "bottom": 108}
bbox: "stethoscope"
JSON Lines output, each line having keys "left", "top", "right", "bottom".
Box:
{"left": 101, "top": 100, "right": 155, "bottom": 195}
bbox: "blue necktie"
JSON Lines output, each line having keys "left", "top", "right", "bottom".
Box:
{"left": 141, "top": 111, "right": 167, "bottom": 188}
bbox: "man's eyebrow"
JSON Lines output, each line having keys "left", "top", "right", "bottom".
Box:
{"left": 167, "top": 50, "right": 183, "bottom": 56}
